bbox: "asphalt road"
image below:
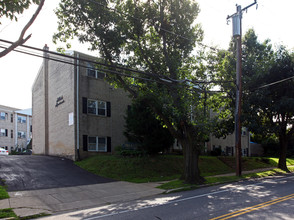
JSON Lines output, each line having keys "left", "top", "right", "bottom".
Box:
{"left": 0, "top": 155, "right": 114, "bottom": 191}
{"left": 49, "top": 174, "right": 294, "bottom": 220}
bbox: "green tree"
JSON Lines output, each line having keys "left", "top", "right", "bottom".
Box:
{"left": 124, "top": 97, "right": 174, "bottom": 155}
{"left": 214, "top": 29, "right": 294, "bottom": 171}
{"left": 0, "top": 0, "right": 45, "bottom": 58}
{"left": 54, "top": 0, "right": 213, "bottom": 183}
{"left": 248, "top": 46, "right": 294, "bottom": 171}
{"left": 0, "top": 0, "right": 39, "bottom": 22}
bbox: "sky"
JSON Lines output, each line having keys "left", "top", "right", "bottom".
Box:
{"left": 0, "top": 0, "right": 293, "bottom": 109}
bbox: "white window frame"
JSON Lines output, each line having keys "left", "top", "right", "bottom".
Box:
{"left": 0, "top": 129, "right": 6, "bottom": 137}
{"left": 17, "top": 131, "right": 26, "bottom": 139}
{"left": 87, "top": 63, "right": 106, "bottom": 79}
{"left": 0, "top": 112, "right": 6, "bottom": 120}
{"left": 87, "top": 99, "right": 106, "bottom": 116}
{"left": 88, "top": 136, "right": 107, "bottom": 152}
{"left": 87, "top": 99, "right": 97, "bottom": 115}
{"left": 17, "top": 116, "right": 26, "bottom": 124}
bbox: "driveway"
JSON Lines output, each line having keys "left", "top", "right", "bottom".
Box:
{"left": 0, "top": 155, "right": 114, "bottom": 191}
{"left": 0, "top": 155, "right": 165, "bottom": 218}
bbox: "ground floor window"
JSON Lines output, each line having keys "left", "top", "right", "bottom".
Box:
{"left": 83, "top": 135, "right": 111, "bottom": 152}
{"left": 88, "top": 136, "right": 107, "bottom": 152}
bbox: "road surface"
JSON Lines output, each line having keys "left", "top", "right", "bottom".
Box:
{"left": 43, "top": 174, "right": 294, "bottom": 220}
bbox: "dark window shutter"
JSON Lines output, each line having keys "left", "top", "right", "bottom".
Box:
{"left": 127, "top": 105, "right": 131, "bottom": 113}
{"left": 107, "top": 102, "right": 111, "bottom": 117}
{"left": 5, "top": 129, "right": 8, "bottom": 137}
{"left": 82, "top": 97, "right": 88, "bottom": 114}
{"left": 107, "top": 137, "right": 111, "bottom": 152}
{"left": 83, "top": 135, "right": 88, "bottom": 151}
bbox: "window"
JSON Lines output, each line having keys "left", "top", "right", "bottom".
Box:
{"left": 88, "top": 136, "right": 107, "bottom": 152}
{"left": 17, "top": 131, "right": 26, "bottom": 138}
{"left": 83, "top": 97, "right": 111, "bottom": 117}
{"left": 11, "top": 130, "right": 13, "bottom": 139}
{"left": 87, "top": 63, "right": 106, "bottom": 79}
{"left": 97, "top": 101, "right": 106, "bottom": 116}
{"left": 11, "top": 114, "right": 13, "bottom": 123}
{"left": 98, "top": 137, "right": 106, "bottom": 152}
{"left": 17, "top": 116, "right": 26, "bottom": 123}
{"left": 0, "top": 129, "right": 7, "bottom": 137}
{"left": 0, "top": 112, "right": 6, "bottom": 120}
{"left": 87, "top": 100, "right": 97, "bottom": 114}
{"left": 88, "top": 100, "right": 106, "bottom": 116}
{"left": 88, "top": 137, "right": 97, "bottom": 151}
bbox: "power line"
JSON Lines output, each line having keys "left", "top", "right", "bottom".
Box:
{"left": 0, "top": 44, "right": 159, "bottom": 84}
{"left": 0, "top": 38, "right": 232, "bottom": 86}
{"left": 252, "top": 75, "right": 294, "bottom": 91}
{"left": 0, "top": 43, "right": 230, "bottom": 95}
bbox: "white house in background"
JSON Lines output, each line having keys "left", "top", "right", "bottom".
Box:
{"left": 0, "top": 105, "right": 32, "bottom": 152}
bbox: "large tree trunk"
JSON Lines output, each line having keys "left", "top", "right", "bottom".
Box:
{"left": 278, "top": 135, "right": 289, "bottom": 172}
{"left": 181, "top": 138, "right": 205, "bottom": 184}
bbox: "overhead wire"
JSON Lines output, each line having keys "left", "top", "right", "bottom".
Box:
{"left": 0, "top": 38, "right": 232, "bottom": 88}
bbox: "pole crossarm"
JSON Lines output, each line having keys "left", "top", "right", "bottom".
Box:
{"left": 226, "top": 0, "right": 257, "bottom": 21}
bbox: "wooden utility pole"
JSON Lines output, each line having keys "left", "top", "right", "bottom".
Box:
{"left": 227, "top": 1, "right": 258, "bottom": 176}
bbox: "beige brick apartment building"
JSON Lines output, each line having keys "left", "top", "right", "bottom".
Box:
{"left": 0, "top": 105, "right": 32, "bottom": 152}
{"left": 32, "top": 46, "right": 131, "bottom": 160}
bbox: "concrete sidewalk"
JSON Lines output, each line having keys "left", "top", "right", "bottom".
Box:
{"left": 0, "top": 181, "right": 165, "bottom": 218}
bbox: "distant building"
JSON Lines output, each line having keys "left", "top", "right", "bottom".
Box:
{"left": 206, "top": 128, "right": 251, "bottom": 156}
{"left": 173, "top": 110, "right": 264, "bottom": 157}
{"left": 205, "top": 109, "right": 251, "bottom": 156}
{"left": 32, "top": 46, "right": 131, "bottom": 160}
{"left": 0, "top": 105, "right": 32, "bottom": 152}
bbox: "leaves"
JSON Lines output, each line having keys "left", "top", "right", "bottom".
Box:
{"left": 0, "top": 0, "right": 40, "bottom": 24}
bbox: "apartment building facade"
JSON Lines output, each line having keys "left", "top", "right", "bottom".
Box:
{"left": 32, "top": 47, "right": 131, "bottom": 160}
{"left": 0, "top": 105, "right": 32, "bottom": 152}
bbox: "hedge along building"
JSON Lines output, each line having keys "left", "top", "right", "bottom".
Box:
{"left": 32, "top": 45, "right": 131, "bottom": 160}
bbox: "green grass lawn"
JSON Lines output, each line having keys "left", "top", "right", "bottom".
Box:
{"left": 75, "top": 154, "right": 291, "bottom": 183}
{"left": 0, "top": 185, "right": 9, "bottom": 200}
{"left": 75, "top": 155, "right": 236, "bottom": 183}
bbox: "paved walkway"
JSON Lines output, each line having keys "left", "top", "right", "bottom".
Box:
{"left": 0, "top": 181, "right": 165, "bottom": 218}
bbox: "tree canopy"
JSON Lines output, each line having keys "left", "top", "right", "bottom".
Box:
{"left": 0, "top": 0, "right": 40, "bottom": 23}
{"left": 214, "top": 29, "right": 294, "bottom": 171}
{"left": 124, "top": 97, "right": 174, "bottom": 155}
{"left": 0, "top": 0, "right": 45, "bottom": 58}
{"left": 54, "top": 0, "right": 217, "bottom": 184}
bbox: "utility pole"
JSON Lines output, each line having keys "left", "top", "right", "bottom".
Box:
{"left": 227, "top": 1, "right": 257, "bottom": 176}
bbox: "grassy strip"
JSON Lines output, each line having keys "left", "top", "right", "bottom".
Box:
{"left": 0, "top": 185, "right": 18, "bottom": 219}
{"left": 158, "top": 166, "right": 294, "bottom": 191}
{"left": 0, "top": 185, "right": 9, "bottom": 200}
{"left": 266, "top": 157, "right": 294, "bottom": 166}
{"left": 0, "top": 208, "right": 18, "bottom": 219}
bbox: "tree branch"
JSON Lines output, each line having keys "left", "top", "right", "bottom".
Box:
{"left": 0, "top": 0, "right": 45, "bottom": 58}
